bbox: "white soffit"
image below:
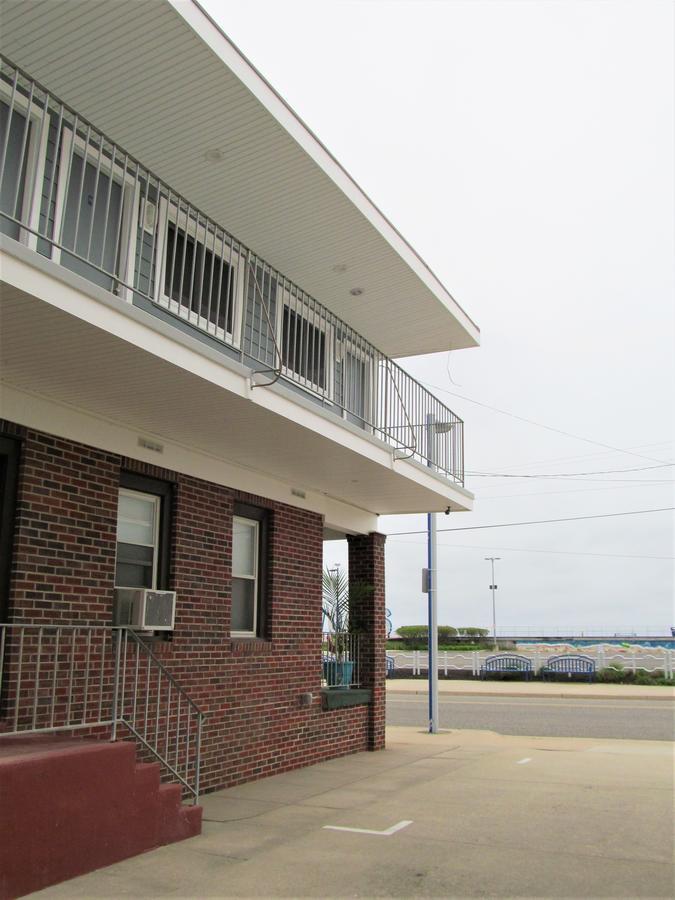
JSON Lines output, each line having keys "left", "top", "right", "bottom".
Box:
{"left": 0, "top": 0, "right": 479, "bottom": 358}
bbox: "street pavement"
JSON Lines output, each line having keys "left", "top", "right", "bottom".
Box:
{"left": 387, "top": 694, "right": 675, "bottom": 741}
{"left": 33, "top": 726, "right": 674, "bottom": 898}
{"left": 386, "top": 678, "right": 675, "bottom": 741}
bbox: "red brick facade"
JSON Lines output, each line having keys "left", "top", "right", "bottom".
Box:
{"left": 0, "top": 421, "right": 386, "bottom": 792}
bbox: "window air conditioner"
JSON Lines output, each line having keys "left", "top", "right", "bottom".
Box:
{"left": 114, "top": 588, "right": 176, "bottom": 631}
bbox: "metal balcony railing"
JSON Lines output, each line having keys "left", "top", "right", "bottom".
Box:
{"left": 0, "top": 623, "right": 205, "bottom": 803}
{"left": 0, "top": 56, "right": 464, "bottom": 484}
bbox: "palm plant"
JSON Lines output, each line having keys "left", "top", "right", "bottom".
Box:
{"left": 322, "top": 565, "right": 350, "bottom": 634}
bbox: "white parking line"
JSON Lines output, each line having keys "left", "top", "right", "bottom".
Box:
{"left": 323, "top": 820, "right": 413, "bottom": 836}
{"left": 516, "top": 757, "right": 532, "bottom": 765}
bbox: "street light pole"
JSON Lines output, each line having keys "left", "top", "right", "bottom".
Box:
{"left": 425, "top": 414, "right": 455, "bottom": 735}
{"left": 485, "top": 557, "right": 500, "bottom": 651}
{"left": 426, "top": 417, "right": 439, "bottom": 734}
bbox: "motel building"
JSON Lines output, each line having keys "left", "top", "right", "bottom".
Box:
{"left": 0, "top": 1, "right": 479, "bottom": 894}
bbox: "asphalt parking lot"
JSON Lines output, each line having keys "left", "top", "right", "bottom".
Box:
{"left": 34, "top": 726, "right": 674, "bottom": 899}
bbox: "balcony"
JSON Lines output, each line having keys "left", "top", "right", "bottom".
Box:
{"left": 0, "top": 56, "right": 464, "bottom": 488}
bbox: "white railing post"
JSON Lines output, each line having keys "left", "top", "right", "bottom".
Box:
{"left": 110, "top": 627, "right": 123, "bottom": 741}
{"left": 444, "top": 650, "right": 448, "bottom": 676}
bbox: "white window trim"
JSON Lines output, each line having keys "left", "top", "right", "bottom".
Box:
{"left": 51, "top": 121, "right": 137, "bottom": 292}
{"left": 0, "top": 80, "right": 48, "bottom": 249}
{"left": 114, "top": 488, "right": 161, "bottom": 590}
{"left": 276, "top": 282, "right": 334, "bottom": 400}
{"left": 335, "top": 334, "right": 376, "bottom": 426}
{"left": 231, "top": 515, "right": 259, "bottom": 638}
{"left": 154, "top": 196, "right": 244, "bottom": 346}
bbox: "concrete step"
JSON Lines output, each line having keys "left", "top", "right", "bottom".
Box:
{"left": 0, "top": 735, "right": 202, "bottom": 898}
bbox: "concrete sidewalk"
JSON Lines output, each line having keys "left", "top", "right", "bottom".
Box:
{"left": 33, "top": 726, "right": 674, "bottom": 898}
{"left": 387, "top": 677, "right": 675, "bottom": 701}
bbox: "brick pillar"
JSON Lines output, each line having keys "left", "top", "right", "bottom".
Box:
{"left": 347, "top": 532, "right": 386, "bottom": 751}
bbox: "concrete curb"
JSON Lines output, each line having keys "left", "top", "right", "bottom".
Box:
{"left": 386, "top": 687, "right": 675, "bottom": 702}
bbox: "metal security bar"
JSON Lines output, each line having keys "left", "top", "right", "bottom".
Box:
{"left": 321, "top": 632, "right": 361, "bottom": 689}
{"left": 0, "top": 56, "right": 464, "bottom": 483}
{"left": 0, "top": 624, "right": 205, "bottom": 803}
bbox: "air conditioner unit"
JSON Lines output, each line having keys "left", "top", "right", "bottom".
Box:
{"left": 114, "top": 588, "right": 176, "bottom": 631}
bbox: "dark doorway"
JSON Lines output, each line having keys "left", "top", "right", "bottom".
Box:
{"left": 0, "top": 436, "right": 20, "bottom": 623}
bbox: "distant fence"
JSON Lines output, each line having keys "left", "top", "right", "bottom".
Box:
{"left": 387, "top": 646, "right": 675, "bottom": 679}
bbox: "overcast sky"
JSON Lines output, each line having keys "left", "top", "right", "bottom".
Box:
{"left": 202, "top": 0, "right": 674, "bottom": 634}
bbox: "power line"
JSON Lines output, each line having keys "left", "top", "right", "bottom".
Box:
{"left": 387, "top": 507, "right": 675, "bottom": 536}
{"left": 475, "top": 439, "right": 675, "bottom": 474}
{"left": 418, "top": 379, "right": 669, "bottom": 464}
{"left": 466, "top": 463, "right": 673, "bottom": 478}
{"left": 477, "top": 482, "right": 669, "bottom": 500}
{"left": 468, "top": 475, "right": 675, "bottom": 484}
{"left": 387, "top": 537, "right": 674, "bottom": 561}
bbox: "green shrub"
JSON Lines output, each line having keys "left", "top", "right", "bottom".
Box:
{"left": 597, "top": 665, "right": 624, "bottom": 683}
{"left": 397, "top": 625, "right": 458, "bottom": 649}
{"left": 596, "top": 665, "right": 674, "bottom": 686}
{"left": 457, "top": 627, "right": 489, "bottom": 637}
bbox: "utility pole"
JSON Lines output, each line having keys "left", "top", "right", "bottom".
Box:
{"left": 485, "top": 557, "right": 500, "bottom": 651}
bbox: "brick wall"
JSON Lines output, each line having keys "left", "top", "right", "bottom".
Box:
{"left": 0, "top": 422, "right": 379, "bottom": 792}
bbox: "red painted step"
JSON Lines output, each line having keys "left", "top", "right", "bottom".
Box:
{"left": 0, "top": 735, "right": 202, "bottom": 899}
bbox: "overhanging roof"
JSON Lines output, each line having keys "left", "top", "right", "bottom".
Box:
{"left": 0, "top": 0, "right": 479, "bottom": 359}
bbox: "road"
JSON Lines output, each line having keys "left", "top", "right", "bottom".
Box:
{"left": 386, "top": 693, "right": 675, "bottom": 741}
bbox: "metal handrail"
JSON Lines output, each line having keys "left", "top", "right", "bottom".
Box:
{"left": 0, "top": 54, "right": 464, "bottom": 484}
{"left": 0, "top": 623, "right": 205, "bottom": 804}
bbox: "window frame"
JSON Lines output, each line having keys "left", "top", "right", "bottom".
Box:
{"left": 276, "top": 282, "right": 334, "bottom": 399}
{"left": 335, "top": 333, "right": 376, "bottom": 427}
{"left": 0, "top": 79, "right": 50, "bottom": 249}
{"left": 153, "top": 195, "right": 245, "bottom": 347}
{"left": 114, "top": 472, "right": 173, "bottom": 591}
{"left": 231, "top": 502, "right": 269, "bottom": 639}
{"left": 51, "top": 121, "right": 138, "bottom": 288}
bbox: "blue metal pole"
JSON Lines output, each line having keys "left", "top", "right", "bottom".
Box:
{"left": 427, "top": 511, "right": 432, "bottom": 730}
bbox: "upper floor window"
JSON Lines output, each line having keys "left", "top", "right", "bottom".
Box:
{"left": 154, "top": 199, "right": 244, "bottom": 344}
{"left": 0, "top": 98, "right": 31, "bottom": 241}
{"left": 278, "top": 286, "right": 332, "bottom": 396}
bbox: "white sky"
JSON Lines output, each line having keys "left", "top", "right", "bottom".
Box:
{"left": 201, "top": 0, "right": 675, "bottom": 633}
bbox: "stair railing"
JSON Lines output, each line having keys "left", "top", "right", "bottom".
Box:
{"left": 0, "top": 623, "right": 205, "bottom": 804}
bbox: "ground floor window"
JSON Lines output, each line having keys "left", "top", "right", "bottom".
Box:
{"left": 114, "top": 473, "right": 173, "bottom": 589}
{"left": 231, "top": 503, "right": 269, "bottom": 638}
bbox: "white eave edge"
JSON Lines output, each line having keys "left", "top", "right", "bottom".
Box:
{"left": 170, "top": 0, "right": 480, "bottom": 349}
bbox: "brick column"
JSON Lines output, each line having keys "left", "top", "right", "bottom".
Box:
{"left": 347, "top": 532, "right": 386, "bottom": 751}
